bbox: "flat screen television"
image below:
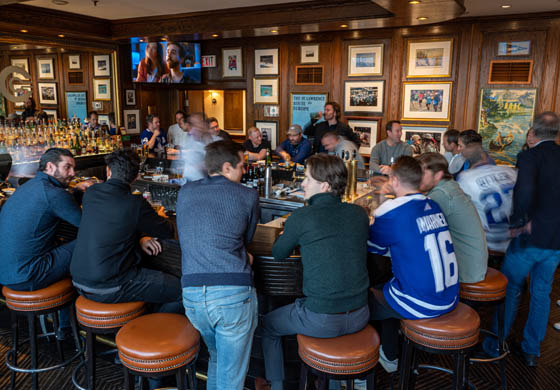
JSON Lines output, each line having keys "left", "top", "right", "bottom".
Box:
{"left": 130, "top": 38, "right": 201, "bottom": 84}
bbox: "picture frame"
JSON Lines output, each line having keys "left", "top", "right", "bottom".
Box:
{"left": 92, "top": 101, "right": 103, "bottom": 110}
{"left": 43, "top": 109, "right": 58, "bottom": 122}
{"left": 124, "top": 109, "right": 141, "bottom": 134}
{"left": 14, "top": 85, "right": 32, "bottom": 108}
{"left": 254, "top": 120, "right": 278, "bottom": 150}
{"left": 300, "top": 44, "right": 319, "bottom": 64}
{"left": 401, "top": 125, "right": 447, "bottom": 155}
{"left": 344, "top": 80, "right": 384, "bottom": 113}
{"left": 222, "top": 47, "right": 243, "bottom": 78}
{"left": 125, "top": 89, "right": 136, "bottom": 105}
{"left": 253, "top": 78, "right": 279, "bottom": 104}
{"left": 68, "top": 54, "right": 81, "bottom": 70}
{"left": 98, "top": 114, "right": 110, "bottom": 126}
{"left": 264, "top": 105, "right": 280, "bottom": 117}
{"left": 93, "top": 79, "right": 111, "bottom": 101}
{"left": 290, "top": 92, "right": 328, "bottom": 131}
{"left": 348, "top": 44, "right": 384, "bottom": 76}
{"left": 497, "top": 41, "right": 531, "bottom": 56}
{"left": 38, "top": 82, "right": 57, "bottom": 105}
{"left": 401, "top": 81, "right": 452, "bottom": 121}
{"left": 347, "top": 117, "right": 381, "bottom": 156}
{"left": 37, "top": 58, "right": 55, "bottom": 80}
{"left": 407, "top": 39, "right": 453, "bottom": 78}
{"left": 10, "top": 58, "right": 29, "bottom": 73}
{"left": 66, "top": 91, "right": 87, "bottom": 121}
{"left": 93, "top": 54, "right": 111, "bottom": 77}
{"left": 255, "top": 48, "right": 279, "bottom": 75}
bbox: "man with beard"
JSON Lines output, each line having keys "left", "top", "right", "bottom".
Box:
{"left": 161, "top": 42, "right": 187, "bottom": 84}
{"left": 0, "top": 148, "right": 91, "bottom": 291}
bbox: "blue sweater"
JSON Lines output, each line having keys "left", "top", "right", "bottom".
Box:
{"left": 177, "top": 175, "right": 259, "bottom": 287}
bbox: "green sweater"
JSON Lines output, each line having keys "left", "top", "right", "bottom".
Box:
{"left": 272, "top": 193, "right": 369, "bottom": 313}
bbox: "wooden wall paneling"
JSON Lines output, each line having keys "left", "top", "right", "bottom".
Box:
{"left": 387, "top": 28, "right": 405, "bottom": 132}
{"left": 463, "top": 24, "right": 484, "bottom": 130}
{"left": 278, "top": 39, "right": 290, "bottom": 142}
{"left": 453, "top": 24, "right": 474, "bottom": 129}
{"left": 330, "top": 35, "right": 343, "bottom": 116}
{"left": 542, "top": 23, "right": 560, "bottom": 113}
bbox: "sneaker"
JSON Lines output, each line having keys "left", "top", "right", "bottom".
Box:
{"left": 378, "top": 345, "right": 399, "bottom": 373}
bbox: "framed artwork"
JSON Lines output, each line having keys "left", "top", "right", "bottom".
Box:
{"left": 289, "top": 92, "right": 328, "bottom": 131}
{"left": 253, "top": 78, "right": 279, "bottom": 104}
{"left": 348, "top": 44, "right": 383, "bottom": 76}
{"left": 66, "top": 91, "right": 87, "bottom": 121}
{"left": 402, "top": 125, "right": 447, "bottom": 155}
{"left": 498, "top": 41, "right": 531, "bottom": 56}
{"left": 347, "top": 117, "right": 380, "bottom": 155}
{"left": 255, "top": 48, "right": 279, "bottom": 75}
{"left": 14, "top": 85, "right": 31, "bottom": 108}
{"left": 401, "top": 81, "right": 452, "bottom": 121}
{"left": 0, "top": 94, "right": 5, "bottom": 117}
{"left": 37, "top": 58, "right": 55, "bottom": 79}
{"left": 38, "top": 82, "right": 57, "bottom": 105}
{"left": 93, "top": 54, "right": 111, "bottom": 77}
{"left": 93, "top": 79, "right": 111, "bottom": 101}
{"left": 264, "top": 105, "right": 279, "bottom": 117}
{"left": 254, "top": 120, "right": 278, "bottom": 150}
{"left": 92, "top": 101, "right": 103, "bottom": 110}
{"left": 43, "top": 109, "right": 58, "bottom": 122}
{"left": 124, "top": 109, "right": 141, "bottom": 134}
{"left": 10, "top": 58, "right": 29, "bottom": 73}
{"left": 125, "top": 89, "right": 136, "bottom": 105}
{"left": 300, "top": 44, "right": 319, "bottom": 64}
{"left": 407, "top": 39, "right": 453, "bottom": 78}
{"left": 222, "top": 47, "right": 243, "bottom": 78}
{"left": 478, "top": 88, "right": 537, "bottom": 166}
{"left": 344, "top": 80, "right": 384, "bottom": 113}
{"left": 68, "top": 55, "right": 81, "bottom": 70}
{"left": 98, "top": 114, "right": 110, "bottom": 125}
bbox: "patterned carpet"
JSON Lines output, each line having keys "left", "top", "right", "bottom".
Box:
{"left": 0, "top": 269, "right": 558, "bottom": 389}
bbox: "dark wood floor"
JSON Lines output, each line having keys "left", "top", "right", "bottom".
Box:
{"left": 0, "top": 268, "right": 559, "bottom": 389}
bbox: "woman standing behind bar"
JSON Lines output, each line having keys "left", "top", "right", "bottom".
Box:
{"left": 136, "top": 41, "right": 168, "bottom": 83}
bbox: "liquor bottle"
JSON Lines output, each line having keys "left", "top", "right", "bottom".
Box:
{"left": 266, "top": 148, "right": 272, "bottom": 166}
{"left": 75, "top": 136, "right": 82, "bottom": 156}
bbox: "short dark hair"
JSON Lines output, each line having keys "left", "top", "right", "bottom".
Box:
{"left": 105, "top": 149, "right": 140, "bottom": 184}
{"left": 321, "top": 131, "right": 339, "bottom": 140}
{"left": 39, "top": 148, "right": 74, "bottom": 172}
{"left": 175, "top": 110, "right": 186, "bottom": 118}
{"left": 385, "top": 120, "right": 401, "bottom": 133}
{"left": 391, "top": 156, "right": 422, "bottom": 189}
{"left": 88, "top": 111, "right": 98, "bottom": 119}
{"left": 205, "top": 141, "right": 244, "bottom": 175}
{"left": 167, "top": 42, "right": 185, "bottom": 59}
{"left": 306, "top": 154, "right": 347, "bottom": 197}
{"left": 532, "top": 111, "right": 560, "bottom": 140}
{"left": 146, "top": 114, "right": 159, "bottom": 127}
{"left": 325, "top": 101, "right": 341, "bottom": 120}
{"left": 416, "top": 153, "right": 453, "bottom": 180}
{"left": 458, "top": 129, "right": 482, "bottom": 145}
{"left": 207, "top": 117, "right": 218, "bottom": 125}
{"left": 443, "top": 129, "right": 460, "bottom": 145}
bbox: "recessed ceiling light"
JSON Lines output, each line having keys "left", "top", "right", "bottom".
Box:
{"left": 161, "top": 37, "right": 167, "bottom": 41}
{"left": 340, "top": 24, "right": 348, "bottom": 28}
{"left": 409, "top": 1, "right": 421, "bottom": 4}
{"left": 58, "top": 34, "right": 65, "bottom": 38}
{"left": 52, "top": 0, "right": 69, "bottom": 5}
{"left": 270, "top": 29, "right": 278, "bottom": 33}
{"left": 20, "top": 29, "right": 28, "bottom": 33}
{"left": 501, "top": 4, "right": 512, "bottom": 8}
{"left": 211, "top": 34, "right": 219, "bottom": 38}
{"left": 417, "top": 17, "right": 428, "bottom": 21}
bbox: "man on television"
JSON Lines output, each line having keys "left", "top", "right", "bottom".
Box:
{"left": 161, "top": 42, "right": 188, "bottom": 84}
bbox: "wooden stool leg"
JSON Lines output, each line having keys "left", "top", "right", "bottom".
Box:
{"left": 187, "top": 363, "right": 198, "bottom": 390}
{"left": 398, "top": 338, "right": 415, "bottom": 390}
{"left": 409, "top": 345, "right": 418, "bottom": 390}
{"left": 346, "top": 378, "right": 355, "bottom": 389}
{"left": 68, "top": 304, "right": 82, "bottom": 356}
{"left": 28, "top": 313, "right": 38, "bottom": 390}
{"left": 299, "top": 362, "right": 309, "bottom": 390}
{"left": 123, "top": 367, "right": 135, "bottom": 390}
{"left": 10, "top": 311, "right": 18, "bottom": 390}
{"left": 52, "top": 312, "right": 65, "bottom": 363}
{"left": 317, "top": 373, "right": 328, "bottom": 390}
{"left": 86, "top": 329, "right": 96, "bottom": 390}
{"left": 176, "top": 367, "right": 186, "bottom": 390}
{"left": 366, "top": 368, "right": 375, "bottom": 390}
{"left": 452, "top": 351, "right": 466, "bottom": 390}
{"left": 497, "top": 301, "right": 507, "bottom": 390}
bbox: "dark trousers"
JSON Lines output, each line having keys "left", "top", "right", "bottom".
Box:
{"left": 369, "top": 288, "right": 404, "bottom": 361}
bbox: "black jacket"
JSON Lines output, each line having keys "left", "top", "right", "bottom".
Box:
{"left": 70, "top": 179, "right": 174, "bottom": 288}
{"left": 512, "top": 140, "right": 560, "bottom": 249}
{"left": 304, "top": 119, "right": 360, "bottom": 154}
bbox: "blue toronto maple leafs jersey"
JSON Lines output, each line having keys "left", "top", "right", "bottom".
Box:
{"left": 368, "top": 194, "right": 459, "bottom": 319}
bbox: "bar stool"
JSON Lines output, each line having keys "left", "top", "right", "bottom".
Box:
{"left": 460, "top": 268, "right": 508, "bottom": 390}
{"left": 116, "top": 313, "right": 200, "bottom": 390}
{"left": 72, "top": 295, "right": 146, "bottom": 390}
{"left": 297, "top": 324, "right": 380, "bottom": 390}
{"left": 2, "top": 278, "right": 82, "bottom": 390}
{"left": 399, "top": 302, "right": 480, "bottom": 390}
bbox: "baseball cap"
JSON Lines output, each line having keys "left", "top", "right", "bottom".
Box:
{"left": 287, "top": 124, "right": 302, "bottom": 135}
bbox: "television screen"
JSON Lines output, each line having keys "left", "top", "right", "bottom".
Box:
{"left": 130, "top": 38, "right": 201, "bottom": 84}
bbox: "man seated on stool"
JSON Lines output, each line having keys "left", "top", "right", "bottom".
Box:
{"left": 243, "top": 126, "right": 270, "bottom": 161}
{"left": 369, "top": 120, "right": 412, "bottom": 175}
{"left": 70, "top": 149, "right": 181, "bottom": 314}
{"left": 208, "top": 117, "right": 233, "bottom": 143}
{"left": 368, "top": 156, "right": 459, "bottom": 373}
{"left": 276, "top": 124, "right": 312, "bottom": 164}
{"left": 321, "top": 131, "right": 365, "bottom": 168}
{"left": 261, "top": 154, "right": 370, "bottom": 390}
{"left": 417, "top": 152, "right": 488, "bottom": 283}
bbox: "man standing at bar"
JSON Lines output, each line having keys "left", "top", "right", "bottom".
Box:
{"left": 369, "top": 120, "right": 412, "bottom": 175}
{"left": 261, "top": 154, "right": 370, "bottom": 390}
{"left": 178, "top": 141, "right": 259, "bottom": 390}
{"left": 167, "top": 110, "right": 186, "bottom": 148}
{"left": 482, "top": 112, "right": 560, "bottom": 366}
{"left": 442, "top": 128, "right": 466, "bottom": 175}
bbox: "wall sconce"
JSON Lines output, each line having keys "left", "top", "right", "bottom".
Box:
{"left": 211, "top": 91, "right": 218, "bottom": 104}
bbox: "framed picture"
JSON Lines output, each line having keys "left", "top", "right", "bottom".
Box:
{"left": 93, "top": 54, "right": 111, "bottom": 77}
{"left": 124, "top": 109, "right": 140, "bottom": 134}
{"left": 66, "top": 91, "right": 87, "bottom": 121}
{"left": 125, "top": 89, "right": 136, "bottom": 105}
{"left": 92, "top": 101, "right": 103, "bottom": 110}
{"left": 254, "top": 120, "right": 278, "bottom": 150}
{"left": 14, "top": 85, "right": 32, "bottom": 107}
{"left": 290, "top": 92, "right": 328, "bottom": 131}
{"left": 93, "top": 79, "right": 111, "bottom": 101}
{"left": 497, "top": 41, "right": 531, "bottom": 56}
{"left": 407, "top": 39, "right": 453, "bottom": 78}
{"left": 255, "top": 48, "right": 279, "bottom": 75}
{"left": 344, "top": 80, "right": 384, "bottom": 113}
{"left": 478, "top": 88, "right": 537, "bottom": 166}
{"left": 98, "top": 114, "right": 109, "bottom": 125}
{"left": 37, "top": 58, "right": 55, "bottom": 79}
{"left": 10, "top": 58, "right": 29, "bottom": 73}
{"left": 300, "top": 44, "right": 319, "bottom": 64}
{"left": 68, "top": 55, "right": 81, "bottom": 70}
{"left": 347, "top": 117, "right": 380, "bottom": 155}
{"left": 348, "top": 44, "right": 383, "bottom": 76}
{"left": 401, "top": 81, "right": 452, "bottom": 121}
{"left": 38, "top": 82, "right": 57, "bottom": 105}
{"left": 264, "top": 105, "right": 280, "bottom": 117}
{"left": 222, "top": 47, "right": 243, "bottom": 78}
{"left": 43, "top": 109, "right": 58, "bottom": 122}
{"left": 253, "top": 78, "right": 279, "bottom": 104}
{"left": 402, "top": 125, "right": 447, "bottom": 155}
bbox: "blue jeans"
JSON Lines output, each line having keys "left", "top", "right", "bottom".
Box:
{"left": 482, "top": 236, "right": 560, "bottom": 356}
{"left": 182, "top": 286, "right": 258, "bottom": 390}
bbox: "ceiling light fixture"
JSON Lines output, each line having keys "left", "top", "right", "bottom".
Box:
{"left": 501, "top": 4, "right": 512, "bottom": 8}
{"left": 211, "top": 34, "right": 219, "bottom": 38}
{"left": 20, "top": 29, "right": 28, "bottom": 33}
{"left": 417, "top": 16, "right": 428, "bottom": 21}
{"left": 340, "top": 24, "right": 348, "bottom": 28}
{"left": 270, "top": 29, "right": 278, "bottom": 33}
{"left": 52, "top": 0, "right": 69, "bottom": 5}
{"left": 58, "top": 34, "right": 65, "bottom": 38}
{"left": 409, "top": 1, "right": 421, "bottom": 4}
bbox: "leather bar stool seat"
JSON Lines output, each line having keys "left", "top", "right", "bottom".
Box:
{"left": 297, "top": 325, "right": 380, "bottom": 389}
{"left": 3, "top": 278, "right": 75, "bottom": 312}
{"left": 116, "top": 313, "right": 200, "bottom": 390}
{"left": 75, "top": 296, "right": 146, "bottom": 329}
{"left": 460, "top": 268, "right": 508, "bottom": 302}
